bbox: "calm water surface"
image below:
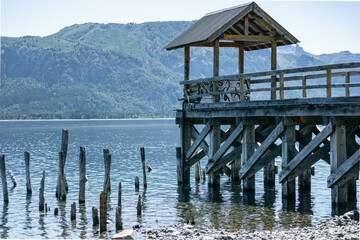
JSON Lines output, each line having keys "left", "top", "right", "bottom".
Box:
{"left": 0, "top": 119, "right": 358, "bottom": 238}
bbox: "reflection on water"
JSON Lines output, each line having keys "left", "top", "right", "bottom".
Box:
{"left": 0, "top": 119, "right": 358, "bottom": 238}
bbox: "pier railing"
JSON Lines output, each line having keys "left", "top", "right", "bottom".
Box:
{"left": 180, "top": 62, "right": 360, "bottom": 103}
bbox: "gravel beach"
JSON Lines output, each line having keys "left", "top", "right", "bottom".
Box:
{"left": 140, "top": 211, "right": 359, "bottom": 240}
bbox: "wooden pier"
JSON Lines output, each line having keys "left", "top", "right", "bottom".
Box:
{"left": 166, "top": 2, "right": 360, "bottom": 214}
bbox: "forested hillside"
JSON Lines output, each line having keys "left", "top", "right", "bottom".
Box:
{"left": 1, "top": 21, "right": 360, "bottom": 119}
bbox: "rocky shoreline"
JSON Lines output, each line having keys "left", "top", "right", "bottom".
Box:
{"left": 136, "top": 211, "right": 359, "bottom": 240}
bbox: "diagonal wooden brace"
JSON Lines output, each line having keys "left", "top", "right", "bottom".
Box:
{"left": 187, "top": 123, "right": 211, "bottom": 160}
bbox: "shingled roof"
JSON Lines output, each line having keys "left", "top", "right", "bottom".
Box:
{"left": 165, "top": 2, "right": 299, "bottom": 51}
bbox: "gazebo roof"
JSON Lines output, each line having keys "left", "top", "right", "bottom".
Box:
{"left": 165, "top": 2, "right": 299, "bottom": 51}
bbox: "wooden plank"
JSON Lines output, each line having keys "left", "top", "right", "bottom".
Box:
{"left": 193, "top": 42, "right": 239, "bottom": 48}
{"left": 186, "top": 123, "right": 211, "bottom": 160}
{"left": 346, "top": 72, "right": 350, "bottom": 97}
{"left": 279, "top": 122, "right": 333, "bottom": 183}
{"left": 212, "top": 146, "right": 242, "bottom": 172}
{"left": 280, "top": 74, "right": 284, "bottom": 99}
{"left": 327, "top": 69, "right": 332, "bottom": 98}
{"left": 185, "top": 150, "right": 206, "bottom": 171}
{"left": 327, "top": 149, "right": 360, "bottom": 188}
{"left": 302, "top": 76, "right": 307, "bottom": 98}
{"left": 180, "top": 62, "right": 360, "bottom": 85}
{"left": 223, "top": 34, "right": 275, "bottom": 42}
{"left": 206, "top": 122, "right": 244, "bottom": 173}
{"left": 244, "top": 15, "right": 249, "bottom": 36}
{"left": 191, "top": 126, "right": 209, "bottom": 154}
{"left": 239, "top": 121, "right": 284, "bottom": 179}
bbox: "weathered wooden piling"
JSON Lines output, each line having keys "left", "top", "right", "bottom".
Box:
{"left": 137, "top": 195, "right": 142, "bottom": 217}
{"left": 71, "top": 202, "right": 76, "bottom": 220}
{"left": 8, "top": 170, "right": 17, "bottom": 186}
{"left": 242, "top": 125, "right": 255, "bottom": 192}
{"left": 54, "top": 208, "right": 59, "bottom": 216}
{"left": 282, "top": 124, "right": 296, "bottom": 199}
{"left": 79, "top": 147, "right": 86, "bottom": 203}
{"left": 39, "top": 170, "right": 45, "bottom": 211}
{"left": 116, "top": 206, "right": 122, "bottom": 231}
{"left": 140, "top": 147, "right": 147, "bottom": 188}
{"left": 56, "top": 151, "right": 67, "bottom": 200}
{"left": 61, "top": 128, "right": 69, "bottom": 191}
{"left": 195, "top": 162, "right": 200, "bottom": 183}
{"left": 103, "top": 149, "right": 111, "bottom": 193}
{"left": 118, "top": 182, "right": 122, "bottom": 209}
{"left": 45, "top": 203, "right": 48, "bottom": 213}
{"left": 92, "top": 206, "right": 99, "bottom": 226}
{"left": 0, "top": 155, "right": 9, "bottom": 202}
{"left": 24, "top": 151, "right": 32, "bottom": 194}
{"left": 100, "top": 191, "right": 107, "bottom": 232}
{"left": 202, "top": 168, "right": 206, "bottom": 181}
{"left": 176, "top": 147, "right": 182, "bottom": 184}
{"left": 135, "top": 176, "right": 139, "bottom": 190}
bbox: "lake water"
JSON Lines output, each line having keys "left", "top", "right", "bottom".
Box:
{"left": 0, "top": 119, "right": 358, "bottom": 239}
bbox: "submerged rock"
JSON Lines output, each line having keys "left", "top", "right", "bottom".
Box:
{"left": 111, "top": 229, "right": 136, "bottom": 240}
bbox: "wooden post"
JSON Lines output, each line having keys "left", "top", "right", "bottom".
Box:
{"left": 92, "top": 206, "right": 99, "bottom": 226}
{"left": 118, "top": 182, "right": 122, "bottom": 208}
{"left": 135, "top": 176, "right": 139, "bottom": 190}
{"left": 327, "top": 69, "right": 332, "bottom": 98}
{"left": 56, "top": 151, "right": 67, "bottom": 200}
{"left": 345, "top": 72, "right": 350, "bottom": 96}
{"left": 100, "top": 191, "right": 107, "bottom": 232}
{"left": 242, "top": 125, "right": 255, "bottom": 192}
{"left": 7, "top": 170, "right": 17, "bottom": 186}
{"left": 282, "top": 125, "right": 296, "bottom": 199}
{"left": 280, "top": 74, "right": 284, "bottom": 99}
{"left": 264, "top": 157, "right": 276, "bottom": 188}
{"left": 61, "top": 128, "right": 69, "bottom": 191}
{"left": 213, "top": 39, "right": 220, "bottom": 102}
{"left": 176, "top": 147, "right": 182, "bottom": 184}
{"left": 71, "top": 202, "right": 76, "bottom": 221}
{"left": 137, "top": 195, "right": 142, "bottom": 217}
{"left": 24, "top": 151, "right": 32, "bottom": 194}
{"left": 239, "top": 43, "right": 245, "bottom": 101}
{"left": 180, "top": 123, "right": 191, "bottom": 186}
{"left": 140, "top": 147, "right": 147, "bottom": 188}
{"left": 202, "top": 168, "right": 206, "bottom": 181}
{"left": 271, "top": 40, "right": 277, "bottom": 100}
{"left": 103, "top": 148, "right": 111, "bottom": 193}
{"left": 298, "top": 126, "right": 312, "bottom": 191}
{"left": 0, "top": 155, "right": 8, "bottom": 202}
{"left": 302, "top": 76, "right": 307, "bottom": 98}
{"left": 79, "top": 147, "right": 86, "bottom": 203}
{"left": 54, "top": 208, "right": 59, "bottom": 216}
{"left": 39, "top": 170, "right": 45, "bottom": 211}
{"left": 184, "top": 47, "right": 190, "bottom": 81}
{"left": 195, "top": 162, "right": 200, "bottom": 183}
{"left": 330, "top": 125, "right": 347, "bottom": 207}
{"left": 208, "top": 124, "right": 221, "bottom": 186}
{"left": 116, "top": 206, "right": 122, "bottom": 231}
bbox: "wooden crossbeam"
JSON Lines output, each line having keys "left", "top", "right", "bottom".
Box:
{"left": 279, "top": 122, "right": 333, "bottom": 183}
{"left": 285, "top": 141, "right": 330, "bottom": 181}
{"left": 185, "top": 150, "right": 206, "bottom": 171}
{"left": 212, "top": 146, "right": 242, "bottom": 172}
{"left": 206, "top": 122, "right": 244, "bottom": 173}
{"left": 191, "top": 126, "right": 209, "bottom": 154}
{"left": 239, "top": 121, "right": 284, "bottom": 179}
{"left": 186, "top": 124, "right": 211, "bottom": 160}
{"left": 221, "top": 129, "right": 241, "bottom": 147}
{"left": 223, "top": 165, "right": 232, "bottom": 177}
{"left": 327, "top": 149, "right": 360, "bottom": 188}
{"left": 251, "top": 14, "right": 277, "bottom": 35}
{"left": 222, "top": 34, "right": 275, "bottom": 42}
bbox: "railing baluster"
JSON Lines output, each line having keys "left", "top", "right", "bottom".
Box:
{"left": 280, "top": 74, "right": 284, "bottom": 99}
{"left": 326, "top": 69, "right": 332, "bottom": 97}
{"left": 302, "top": 76, "right": 307, "bottom": 98}
{"left": 345, "top": 72, "right": 350, "bottom": 97}
{"left": 241, "top": 78, "right": 245, "bottom": 100}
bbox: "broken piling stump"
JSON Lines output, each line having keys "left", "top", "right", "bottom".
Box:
{"left": 0, "top": 155, "right": 9, "bottom": 202}
{"left": 100, "top": 191, "right": 107, "bottom": 232}
{"left": 71, "top": 202, "right": 76, "bottom": 221}
{"left": 103, "top": 149, "right": 111, "bottom": 193}
{"left": 61, "top": 128, "right": 69, "bottom": 191}
{"left": 24, "top": 151, "right": 32, "bottom": 194}
{"left": 116, "top": 206, "right": 122, "bottom": 231}
{"left": 92, "top": 206, "right": 99, "bottom": 226}
{"left": 56, "top": 151, "right": 67, "bottom": 200}
{"left": 140, "top": 147, "right": 147, "bottom": 188}
{"left": 135, "top": 176, "right": 139, "bottom": 190}
{"left": 39, "top": 170, "right": 45, "bottom": 211}
{"left": 79, "top": 147, "right": 86, "bottom": 203}
{"left": 137, "top": 195, "right": 142, "bottom": 217}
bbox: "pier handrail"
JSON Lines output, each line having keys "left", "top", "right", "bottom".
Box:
{"left": 179, "top": 61, "right": 360, "bottom": 101}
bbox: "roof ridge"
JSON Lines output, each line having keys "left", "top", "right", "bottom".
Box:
{"left": 205, "top": 2, "right": 254, "bottom": 16}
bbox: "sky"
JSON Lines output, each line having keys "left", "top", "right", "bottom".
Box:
{"left": 1, "top": 0, "right": 360, "bottom": 55}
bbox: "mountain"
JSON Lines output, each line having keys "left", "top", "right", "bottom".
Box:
{"left": 1, "top": 21, "right": 360, "bottom": 119}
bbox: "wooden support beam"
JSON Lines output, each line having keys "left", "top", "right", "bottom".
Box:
{"left": 208, "top": 124, "right": 221, "bottom": 186}
{"left": 220, "top": 129, "right": 241, "bottom": 148}
{"left": 330, "top": 125, "right": 347, "bottom": 206}
{"left": 239, "top": 121, "right": 284, "bottom": 179}
{"left": 242, "top": 124, "right": 256, "bottom": 192}
{"left": 327, "top": 69, "right": 332, "bottom": 97}
{"left": 281, "top": 125, "right": 297, "bottom": 199}
{"left": 252, "top": 14, "right": 277, "bottom": 35}
{"left": 298, "top": 126, "right": 312, "bottom": 190}
{"left": 302, "top": 76, "right": 307, "bottom": 98}
{"left": 193, "top": 42, "right": 240, "bottom": 48}
{"left": 213, "top": 39, "right": 220, "bottom": 103}
{"left": 271, "top": 40, "right": 277, "bottom": 100}
{"left": 279, "top": 74, "right": 284, "bottom": 99}
{"left": 179, "top": 122, "right": 191, "bottom": 185}
{"left": 185, "top": 150, "right": 206, "bottom": 171}
{"left": 244, "top": 15, "right": 249, "bottom": 36}
{"left": 279, "top": 122, "right": 333, "bottom": 183}
{"left": 328, "top": 149, "right": 360, "bottom": 188}
{"left": 184, "top": 47, "right": 190, "bottom": 81}
{"left": 186, "top": 123, "right": 211, "bottom": 160}
{"left": 239, "top": 43, "right": 244, "bottom": 74}
{"left": 191, "top": 126, "right": 209, "bottom": 154}
{"left": 212, "top": 146, "right": 242, "bottom": 173}
{"left": 345, "top": 72, "right": 350, "bottom": 96}
{"left": 223, "top": 165, "right": 232, "bottom": 177}
{"left": 222, "top": 34, "right": 275, "bottom": 42}
{"left": 206, "top": 122, "right": 244, "bottom": 173}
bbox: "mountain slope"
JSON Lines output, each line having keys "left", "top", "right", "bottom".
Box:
{"left": 1, "top": 21, "right": 360, "bottom": 119}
